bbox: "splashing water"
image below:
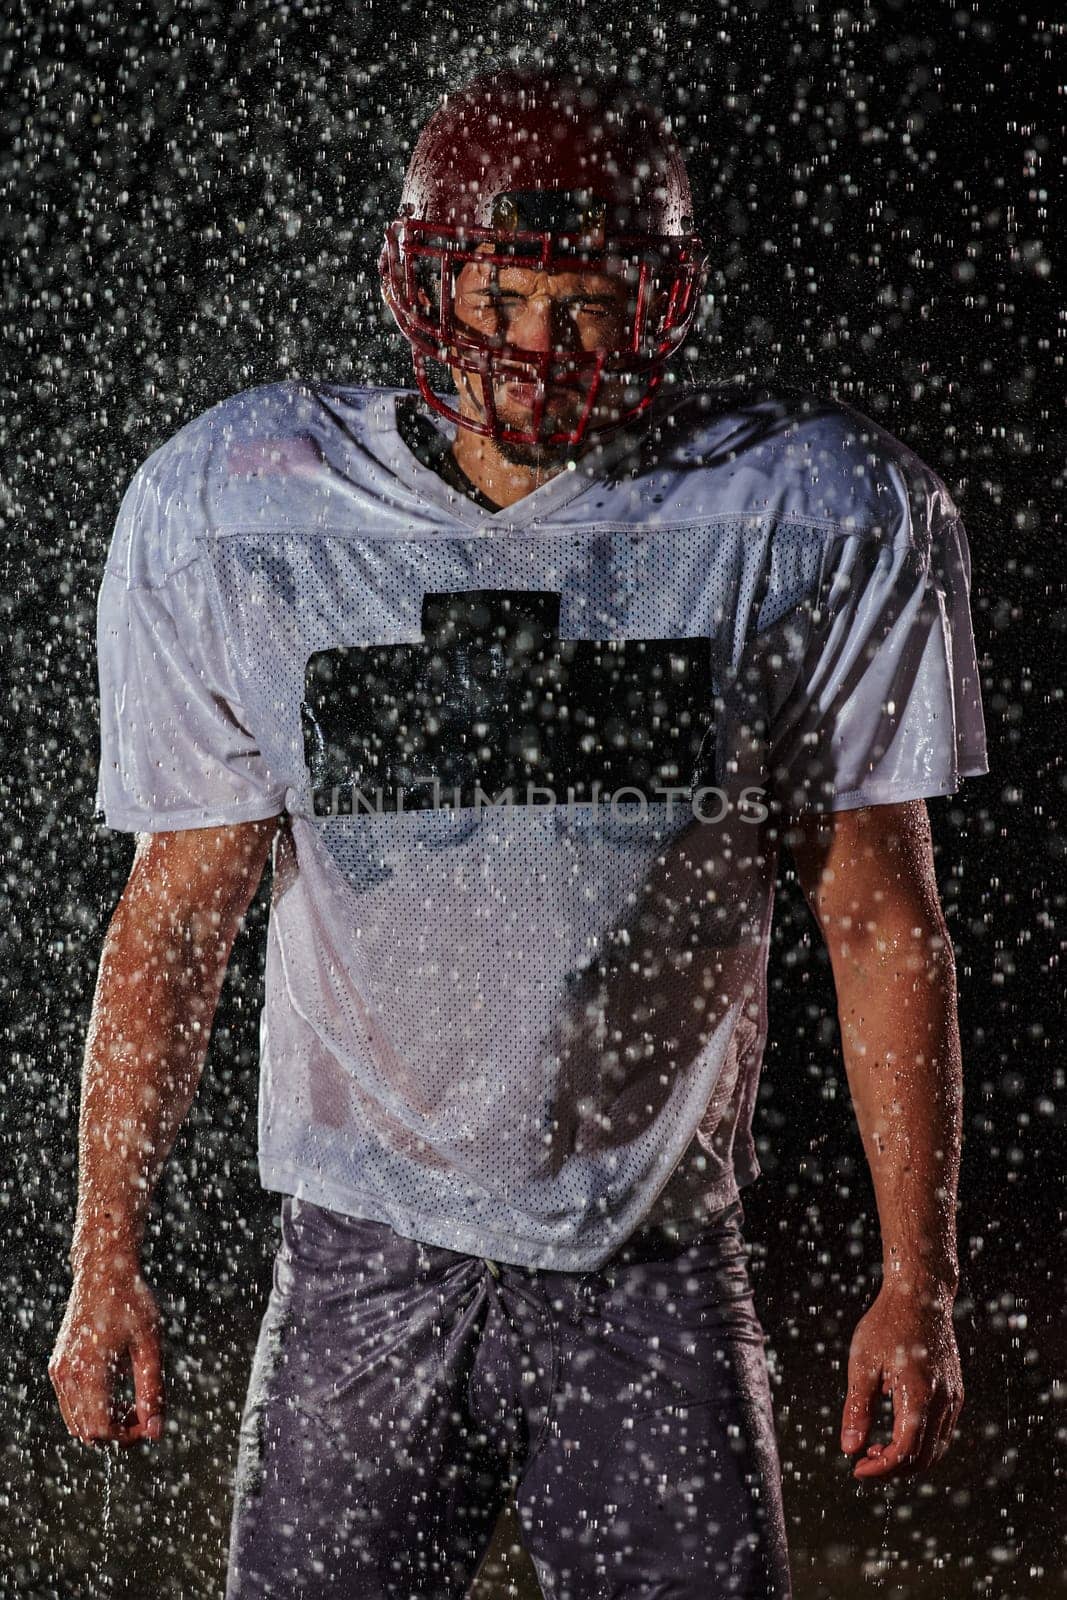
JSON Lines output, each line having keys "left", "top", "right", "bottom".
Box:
{"left": 101, "top": 1444, "right": 114, "bottom": 1545}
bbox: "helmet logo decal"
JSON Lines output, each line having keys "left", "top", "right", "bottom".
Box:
{"left": 491, "top": 190, "right": 609, "bottom": 246}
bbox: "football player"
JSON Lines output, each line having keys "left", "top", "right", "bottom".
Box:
{"left": 50, "top": 68, "right": 988, "bottom": 1600}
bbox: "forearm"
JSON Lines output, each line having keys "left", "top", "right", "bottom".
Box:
{"left": 831, "top": 924, "right": 963, "bottom": 1302}
{"left": 70, "top": 896, "right": 239, "bottom": 1272}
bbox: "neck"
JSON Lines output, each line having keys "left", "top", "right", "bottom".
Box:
{"left": 450, "top": 430, "right": 576, "bottom": 510}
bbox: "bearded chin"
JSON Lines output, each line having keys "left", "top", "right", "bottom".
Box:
{"left": 490, "top": 388, "right": 586, "bottom": 466}
{"left": 494, "top": 433, "right": 575, "bottom": 468}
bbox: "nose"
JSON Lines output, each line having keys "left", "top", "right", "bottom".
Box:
{"left": 514, "top": 296, "right": 579, "bottom": 356}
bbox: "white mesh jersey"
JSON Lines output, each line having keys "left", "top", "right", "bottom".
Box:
{"left": 94, "top": 379, "right": 989, "bottom": 1270}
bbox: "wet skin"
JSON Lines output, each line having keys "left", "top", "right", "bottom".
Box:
{"left": 49, "top": 690, "right": 964, "bottom": 1483}
{"left": 421, "top": 246, "right": 648, "bottom": 509}
{"left": 51, "top": 257, "right": 965, "bottom": 1485}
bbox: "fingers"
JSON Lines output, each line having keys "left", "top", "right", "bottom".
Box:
{"left": 50, "top": 1341, "right": 163, "bottom": 1449}
{"left": 852, "top": 1398, "right": 926, "bottom": 1479}
{"left": 841, "top": 1297, "right": 964, "bottom": 1482}
{"left": 922, "top": 1405, "right": 955, "bottom": 1472}
{"left": 59, "top": 1386, "right": 123, "bottom": 1445}
{"left": 131, "top": 1333, "right": 165, "bottom": 1440}
{"left": 114, "top": 1400, "right": 159, "bottom": 1446}
{"left": 925, "top": 1383, "right": 964, "bottom": 1472}
{"left": 840, "top": 1357, "right": 880, "bottom": 1456}
{"left": 50, "top": 1367, "right": 82, "bottom": 1442}
{"left": 49, "top": 1342, "right": 118, "bottom": 1445}
{"left": 850, "top": 1374, "right": 964, "bottom": 1480}
{"left": 913, "top": 1389, "right": 958, "bottom": 1473}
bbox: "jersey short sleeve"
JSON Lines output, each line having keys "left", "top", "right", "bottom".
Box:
{"left": 93, "top": 461, "right": 288, "bottom": 833}
{"left": 765, "top": 514, "right": 989, "bottom": 813}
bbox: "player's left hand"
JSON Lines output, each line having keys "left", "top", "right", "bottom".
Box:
{"left": 839, "top": 1281, "right": 963, "bottom": 1480}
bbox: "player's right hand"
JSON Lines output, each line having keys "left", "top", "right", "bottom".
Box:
{"left": 49, "top": 1258, "right": 165, "bottom": 1446}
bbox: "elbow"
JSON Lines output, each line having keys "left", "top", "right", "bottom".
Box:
{"left": 821, "top": 905, "right": 958, "bottom": 992}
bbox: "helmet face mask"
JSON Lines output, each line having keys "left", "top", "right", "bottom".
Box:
{"left": 380, "top": 73, "right": 708, "bottom": 449}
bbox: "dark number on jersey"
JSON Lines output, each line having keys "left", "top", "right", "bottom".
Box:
{"left": 301, "top": 590, "right": 716, "bottom": 815}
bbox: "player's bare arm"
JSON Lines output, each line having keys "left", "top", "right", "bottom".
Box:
{"left": 55, "top": 67, "right": 989, "bottom": 1595}
{"left": 787, "top": 798, "right": 965, "bottom": 1482}
{"left": 49, "top": 817, "right": 279, "bottom": 1447}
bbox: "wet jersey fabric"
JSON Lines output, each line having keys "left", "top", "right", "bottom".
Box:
{"left": 93, "top": 379, "right": 990, "bottom": 1270}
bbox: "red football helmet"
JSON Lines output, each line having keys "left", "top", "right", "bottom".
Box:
{"left": 379, "top": 69, "right": 708, "bottom": 448}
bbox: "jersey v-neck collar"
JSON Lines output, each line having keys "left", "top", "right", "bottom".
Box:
{"left": 377, "top": 387, "right": 679, "bottom": 532}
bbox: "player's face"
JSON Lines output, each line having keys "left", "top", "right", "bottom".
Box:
{"left": 449, "top": 252, "right": 636, "bottom": 459}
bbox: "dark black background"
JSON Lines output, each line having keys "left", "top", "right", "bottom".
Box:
{"left": 2, "top": 2, "right": 1062, "bottom": 1595}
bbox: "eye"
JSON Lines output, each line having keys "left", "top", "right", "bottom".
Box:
{"left": 575, "top": 303, "right": 613, "bottom": 317}
{"left": 468, "top": 290, "right": 523, "bottom": 313}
